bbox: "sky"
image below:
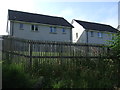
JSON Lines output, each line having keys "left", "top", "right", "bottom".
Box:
{"left": 0, "top": 0, "right": 119, "bottom": 35}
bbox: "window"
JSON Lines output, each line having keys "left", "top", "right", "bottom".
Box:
{"left": 90, "top": 31, "right": 94, "bottom": 37}
{"left": 31, "top": 25, "right": 38, "bottom": 31}
{"left": 50, "top": 27, "right": 57, "bottom": 33}
{"left": 62, "top": 28, "right": 66, "bottom": 33}
{"left": 31, "top": 25, "right": 34, "bottom": 31}
{"left": 19, "top": 23, "right": 24, "bottom": 30}
{"left": 76, "top": 33, "right": 78, "bottom": 39}
{"left": 98, "top": 32, "right": 102, "bottom": 38}
{"left": 35, "top": 25, "right": 38, "bottom": 31}
{"left": 54, "top": 27, "right": 56, "bottom": 32}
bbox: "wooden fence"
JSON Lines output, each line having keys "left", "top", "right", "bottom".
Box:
{"left": 2, "top": 36, "right": 110, "bottom": 72}
{"left": 2, "top": 36, "right": 109, "bottom": 58}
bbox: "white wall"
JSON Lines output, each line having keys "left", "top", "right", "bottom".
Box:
{"left": 77, "top": 29, "right": 115, "bottom": 44}
{"left": 77, "top": 30, "right": 87, "bottom": 43}
{"left": 9, "top": 21, "right": 72, "bottom": 42}
{"left": 87, "top": 30, "right": 114, "bottom": 44}
{"left": 71, "top": 20, "right": 85, "bottom": 43}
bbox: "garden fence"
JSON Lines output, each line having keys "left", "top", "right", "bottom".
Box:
{"left": 2, "top": 36, "right": 110, "bottom": 73}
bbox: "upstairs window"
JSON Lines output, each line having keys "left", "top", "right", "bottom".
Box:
{"left": 90, "top": 31, "right": 94, "bottom": 37}
{"left": 31, "top": 25, "right": 38, "bottom": 31}
{"left": 50, "top": 27, "right": 57, "bottom": 33}
{"left": 98, "top": 32, "right": 102, "bottom": 38}
{"left": 35, "top": 25, "right": 38, "bottom": 31}
{"left": 31, "top": 25, "right": 34, "bottom": 31}
{"left": 19, "top": 23, "right": 24, "bottom": 30}
{"left": 76, "top": 33, "right": 78, "bottom": 39}
{"left": 62, "top": 28, "right": 66, "bottom": 33}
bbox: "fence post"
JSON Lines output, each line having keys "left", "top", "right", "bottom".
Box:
{"left": 29, "top": 41, "right": 32, "bottom": 68}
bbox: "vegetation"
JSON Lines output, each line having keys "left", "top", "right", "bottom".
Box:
{"left": 2, "top": 32, "right": 120, "bottom": 88}
{"left": 108, "top": 32, "right": 120, "bottom": 88}
{"left": 109, "top": 32, "right": 120, "bottom": 58}
{"left": 3, "top": 51, "right": 119, "bottom": 88}
{"left": 22, "top": 57, "right": 117, "bottom": 88}
{"left": 2, "top": 63, "right": 37, "bottom": 88}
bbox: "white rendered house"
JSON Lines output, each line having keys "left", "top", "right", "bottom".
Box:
{"left": 71, "top": 19, "right": 118, "bottom": 44}
{"left": 7, "top": 10, "right": 73, "bottom": 42}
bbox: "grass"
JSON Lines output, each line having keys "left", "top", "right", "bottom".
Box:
{"left": 2, "top": 63, "right": 38, "bottom": 88}
{"left": 23, "top": 57, "right": 118, "bottom": 88}
{"left": 3, "top": 50, "right": 119, "bottom": 88}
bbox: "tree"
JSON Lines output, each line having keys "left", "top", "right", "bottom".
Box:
{"left": 108, "top": 31, "right": 120, "bottom": 88}
{"left": 109, "top": 32, "right": 120, "bottom": 58}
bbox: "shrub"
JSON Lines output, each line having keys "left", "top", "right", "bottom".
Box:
{"left": 108, "top": 32, "right": 120, "bottom": 87}
{"left": 2, "top": 63, "right": 36, "bottom": 88}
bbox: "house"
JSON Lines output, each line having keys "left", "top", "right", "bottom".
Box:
{"left": 7, "top": 10, "right": 73, "bottom": 42}
{"left": 71, "top": 19, "right": 118, "bottom": 44}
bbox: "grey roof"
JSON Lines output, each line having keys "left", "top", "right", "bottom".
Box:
{"left": 74, "top": 19, "right": 118, "bottom": 32}
{"left": 8, "top": 10, "right": 73, "bottom": 28}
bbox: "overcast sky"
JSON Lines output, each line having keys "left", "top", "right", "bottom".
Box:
{"left": 0, "top": 0, "right": 119, "bottom": 35}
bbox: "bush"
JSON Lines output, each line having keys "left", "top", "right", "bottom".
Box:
{"left": 26, "top": 57, "right": 118, "bottom": 88}
{"left": 2, "top": 63, "right": 37, "bottom": 88}
{"left": 109, "top": 32, "right": 120, "bottom": 57}
{"left": 108, "top": 32, "right": 120, "bottom": 87}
